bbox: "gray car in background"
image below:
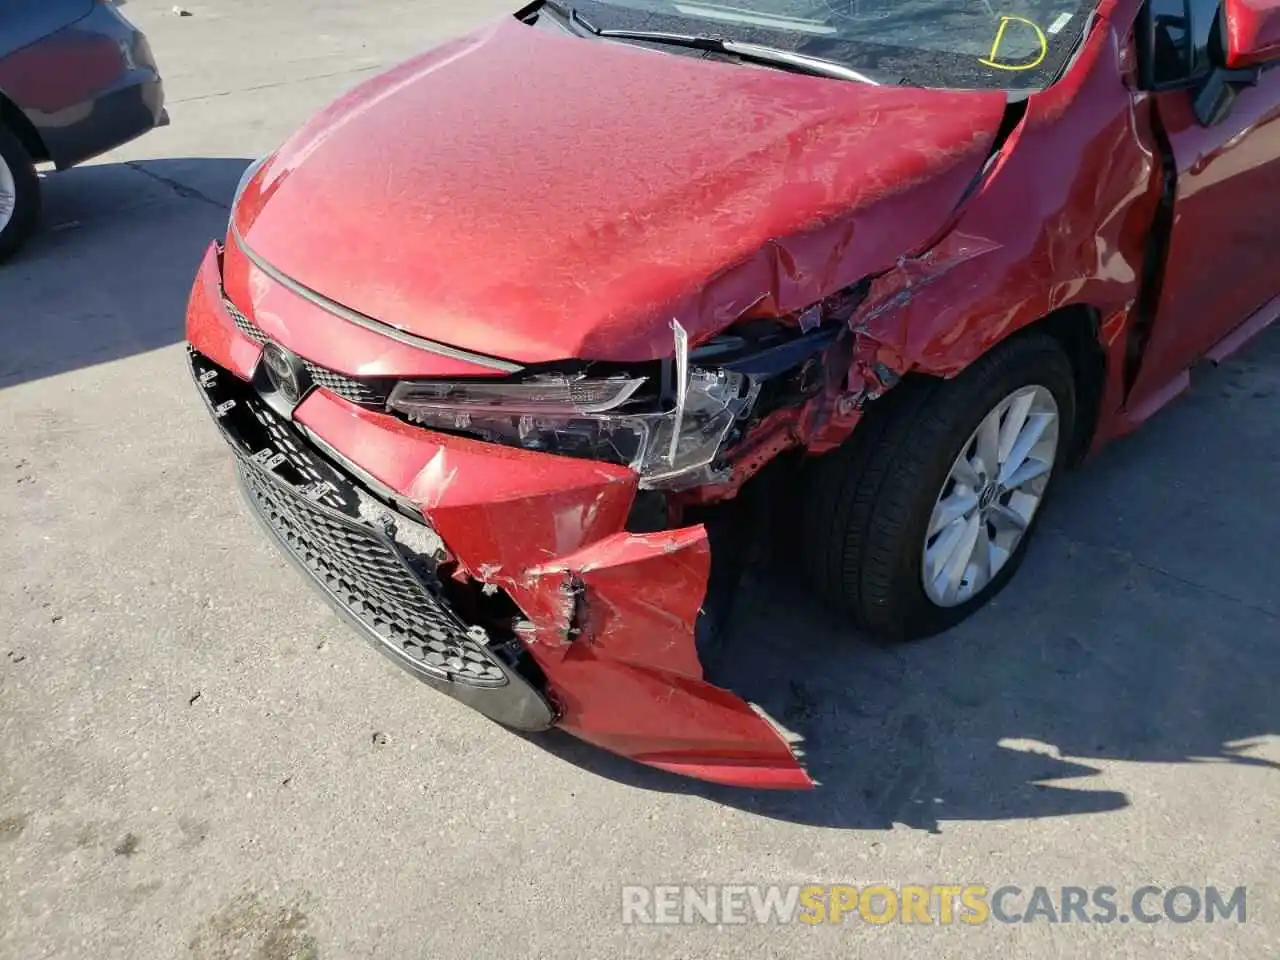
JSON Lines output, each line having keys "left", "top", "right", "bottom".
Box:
{"left": 0, "top": 0, "right": 166, "bottom": 261}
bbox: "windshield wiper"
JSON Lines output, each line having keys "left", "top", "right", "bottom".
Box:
{"left": 592, "top": 28, "right": 880, "bottom": 85}
{"left": 539, "top": 0, "right": 598, "bottom": 34}
{"left": 536, "top": 2, "right": 878, "bottom": 85}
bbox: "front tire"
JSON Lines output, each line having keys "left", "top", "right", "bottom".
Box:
{"left": 0, "top": 123, "right": 41, "bottom": 263}
{"left": 799, "top": 331, "right": 1077, "bottom": 641}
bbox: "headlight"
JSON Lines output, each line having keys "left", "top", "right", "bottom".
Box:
{"left": 386, "top": 325, "right": 759, "bottom": 490}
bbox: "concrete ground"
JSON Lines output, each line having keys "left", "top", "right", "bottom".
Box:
{"left": 1, "top": 2, "right": 1277, "bottom": 957}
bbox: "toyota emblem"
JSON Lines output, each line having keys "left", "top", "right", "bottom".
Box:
{"left": 260, "top": 341, "right": 306, "bottom": 405}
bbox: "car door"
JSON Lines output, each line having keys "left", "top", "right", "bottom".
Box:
{"left": 1128, "top": 0, "right": 1280, "bottom": 411}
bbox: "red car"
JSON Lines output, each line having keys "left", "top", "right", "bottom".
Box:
{"left": 186, "top": 0, "right": 1280, "bottom": 789}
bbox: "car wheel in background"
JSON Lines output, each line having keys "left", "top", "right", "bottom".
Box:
{"left": 0, "top": 123, "right": 41, "bottom": 263}
{"left": 798, "top": 331, "right": 1077, "bottom": 641}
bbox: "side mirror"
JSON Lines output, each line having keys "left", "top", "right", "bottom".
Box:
{"left": 1137, "top": 0, "right": 1270, "bottom": 124}
{"left": 1137, "top": 0, "right": 1223, "bottom": 91}
{"left": 1222, "top": 0, "right": 1280, "bottom": 66}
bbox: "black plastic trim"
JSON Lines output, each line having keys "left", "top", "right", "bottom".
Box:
{"left": 1125, "top": 99, "right": 1179, "bottom": 392}
{"left": 236, "top": 466, "right": 557, "bottom": 731}
{"left": 186, "top": 346, "right": 557, "bottom": 731}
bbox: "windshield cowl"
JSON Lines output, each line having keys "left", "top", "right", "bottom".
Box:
{"left": 561, "top": 0, "right": 1094, "bottom": 90}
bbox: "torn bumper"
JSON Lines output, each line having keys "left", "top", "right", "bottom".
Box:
{"left": 186, "top": 243, "right": 811, "bottom": 790}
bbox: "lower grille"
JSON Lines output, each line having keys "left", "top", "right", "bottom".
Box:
{"left": 238, "top": 456, "right": 508, "bottom": 688}
{"left": 246, "top": 395, "right": 354, "bottom": 513}
{"left": 188, "top": 344, "right": 556, "bottom": 729}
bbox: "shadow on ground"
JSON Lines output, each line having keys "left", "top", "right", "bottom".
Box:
{"left": 0, "top": 157, "right": 250, "bottom": 388}
{"left": 527, "top": 328, "right": 1280, "bottom": 830}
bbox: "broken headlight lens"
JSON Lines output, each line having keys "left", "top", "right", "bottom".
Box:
{"left": 386, "top": 368, "right": 757, "bottom": 490}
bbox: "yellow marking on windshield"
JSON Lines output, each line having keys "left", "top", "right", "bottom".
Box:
{"left": 979, "top": 15, "right": 1048, "bottom": 71}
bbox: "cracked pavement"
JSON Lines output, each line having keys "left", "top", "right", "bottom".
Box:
{"left": 0, "top": 1, "right": 1277, "bottom": 958}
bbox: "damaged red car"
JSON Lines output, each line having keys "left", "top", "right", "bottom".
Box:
{"left": 186, "top": 0, "right": 1280, "bottom": 789}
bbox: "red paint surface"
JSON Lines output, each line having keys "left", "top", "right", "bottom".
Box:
{"left": 854, "top": 10, "right": 1157, "bottom": 379}
{"left": 222, "top": 234, "right": 506, "bottom": 379}
{"left": 186, "top": 245, "right": 263, "bottom": 381}
{"left": 1224, "top": 0, "right": 1280, "bottom": 67}
{"left": 232, "top": 18, "right": 1005, "bottom": 363}
{"left": 1128, "top": 79, "right": 1280, "bottom": 411}
{"left": 188, "top": 253, "right": 811, "bottom": 788}
{"left": 189, "top": 0, "right": 1280, "bottom": 788}
{"left": 292, "top": 387, "right": 812, "bottom": 788}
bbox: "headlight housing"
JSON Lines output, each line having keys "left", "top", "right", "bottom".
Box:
{"left": 386, "top": 325, "right": 760, "bottom": 490}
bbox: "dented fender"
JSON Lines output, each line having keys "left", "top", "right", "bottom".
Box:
{"left": 705, "top": 0, "right": 1162, "bottom": 482}
{"left": 836, "top": 3, "right": 1159, "bottom": 437}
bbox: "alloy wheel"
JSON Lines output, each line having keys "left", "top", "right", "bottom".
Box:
{"left": 921, "top": 384, "right": 1060, "bottom": 607}
{"left": 0, "top": 154, "right": 15, "bottom": 233}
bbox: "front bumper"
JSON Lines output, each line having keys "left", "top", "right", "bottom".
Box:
{"left": 190, "top": 346, "right": 557, "bottom": 730}
{"left": 187, "top": 241, "right": 810, "bottom": 789}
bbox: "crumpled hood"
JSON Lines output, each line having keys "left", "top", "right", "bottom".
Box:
{"left": 234, "top": 17, "right": 1007, "bottom": 364}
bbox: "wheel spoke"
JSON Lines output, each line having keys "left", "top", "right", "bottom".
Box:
{"left": 920, "top": 383, "right": 1060, "bottom": 608}
{"left": 950, "top": 453, "right": 982, "bottom": 489}
{"left": 997, "top": 390, "right": 1034, "bottom": 467}
{"left": 928, "top": 489, "right": 978, "bottom": 538}
{"left": 968, "top": 524, "right": 993, "bottom": 591}
{"left": 0, "top": 161, "right": 13, "bottom": 225}
{"left": 976, "top": 409, "right": 1001, "bottom": 478}
{"left": 988, "top": 537, "right": 1011, "bottom": 577}
{"left": 937, "top": 513, "right": 981, "bottom": 603}
{"left": 988, "top": 502, "right": 1029, "bottom": 533}
{"left": 999, "top": 411, "right": 1054, "bottom": 486}
{"left": 926, "top": 518, "right": 967, "bottom": 583}
{"left": 1002, "top": 455, "right": 1052, "bottom": 492}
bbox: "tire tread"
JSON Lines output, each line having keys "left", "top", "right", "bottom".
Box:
{"left": 0, "top": 122, "right": 41, "bottom": 262}
{"left": 798, "top": 332, "right": 1076, "bottom": 640}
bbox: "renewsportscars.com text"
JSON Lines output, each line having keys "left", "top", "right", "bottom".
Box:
{"left": 620, "top": 884, "right": 1247, "bottom": 926}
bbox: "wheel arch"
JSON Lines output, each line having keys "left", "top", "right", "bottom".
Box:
{"left": 0, "top": 91, "right": 49, "bottom": 165}
{"left": 858, "top": 302, "right": 1108, "bottom": 468}
{"left": 1017, "top": 304, "right": 1107, "bottom": 466}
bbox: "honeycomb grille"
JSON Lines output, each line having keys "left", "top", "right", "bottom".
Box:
{"left": 245, "top": 397, "right": 354, "bottom": 513}
{"left": 238, "top": 458, "right": 508, "bottom": 687}
{"left": 223, "top": 294, "right": 390, "bottom": 407}
{"left": 224, "top": 295, "right": 266, "bottom": 345}
{"left": 302, "top": 362, "right": 389, "bottom": 406}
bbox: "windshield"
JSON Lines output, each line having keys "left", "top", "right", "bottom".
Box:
{"left": 571, "top": 0, "right": 1095, "bottom": 89}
